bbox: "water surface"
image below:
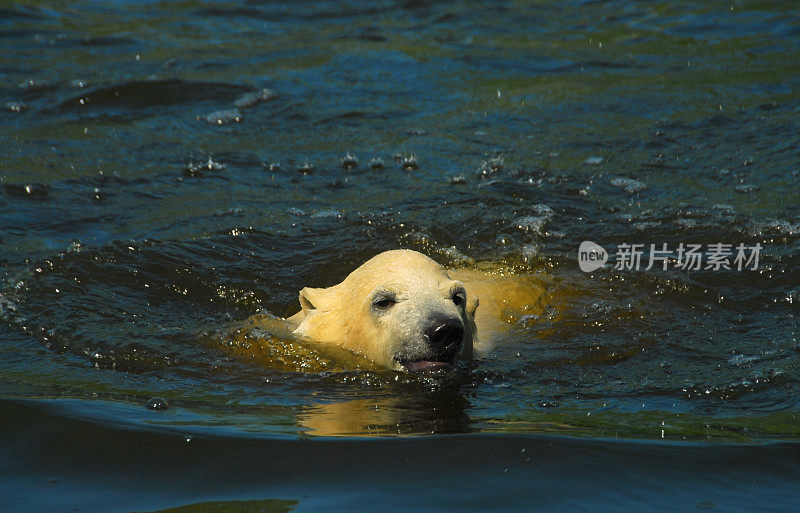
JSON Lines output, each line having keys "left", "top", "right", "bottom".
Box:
{"left": 1, "top": 1, "right": 799, "bottom": 511}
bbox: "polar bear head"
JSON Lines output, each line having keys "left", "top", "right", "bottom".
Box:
{"left": 293, "top": 250, "right": 478, "bottom": 372}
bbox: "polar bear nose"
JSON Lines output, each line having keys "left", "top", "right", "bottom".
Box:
{"left": 425, "top": 318, "right": 464, "bottom": 353}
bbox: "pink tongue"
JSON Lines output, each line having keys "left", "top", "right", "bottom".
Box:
{"left": 405, "top": 361, "right": 452, "bottom": 373}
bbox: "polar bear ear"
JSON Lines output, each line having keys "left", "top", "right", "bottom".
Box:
{"left": 299, "top": 286, "right": 339, "bottom": 314}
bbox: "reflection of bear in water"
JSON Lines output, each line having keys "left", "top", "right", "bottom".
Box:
{"left": 299, "top": 394, "right": 474, "bottom": 437}
{"left": 282, "top": 249, "right": 549, "bottom": 373}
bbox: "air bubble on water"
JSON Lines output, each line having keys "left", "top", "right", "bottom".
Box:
{"left": 146, "top": 397, "right": 169, "bottom": 411}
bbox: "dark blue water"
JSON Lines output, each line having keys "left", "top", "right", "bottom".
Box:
{"left": 2, "top": 1, "right": 799, "bottom": 511}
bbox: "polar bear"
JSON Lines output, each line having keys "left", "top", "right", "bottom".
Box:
{"left": 286, "top": 249, "right": 475, "bottom": 372}
{"left": 269, "top": 249, "right": 548, "bottom": 373}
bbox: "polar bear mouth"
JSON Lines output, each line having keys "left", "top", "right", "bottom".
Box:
{"left": 396, "top": 343, "right": 461, "bottom": 373}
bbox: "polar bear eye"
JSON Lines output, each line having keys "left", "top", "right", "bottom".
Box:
{"left": 372, "top": 295, "right": 396, "bottom": 310}
{"left": 452, "top": 292, "right": 466, "bottom": 307}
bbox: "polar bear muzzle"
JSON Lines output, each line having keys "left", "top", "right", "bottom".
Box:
{"left": 395, "top": 313, "right": 466, "bottom": 373}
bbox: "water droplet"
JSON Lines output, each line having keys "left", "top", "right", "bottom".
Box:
{"left": 341, "top": 153, "right": 358, "bottom": 170}
{"left": 5, "top": 102, "right": 27, "bottom": 113}
{"left": 401, "top": 155, "right": 419, "bottom": 171}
